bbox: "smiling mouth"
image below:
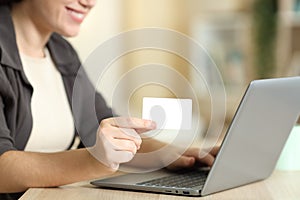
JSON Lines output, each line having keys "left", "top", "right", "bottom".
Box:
{"left": 66, "top": 7, "right": 86, "bottom": 23}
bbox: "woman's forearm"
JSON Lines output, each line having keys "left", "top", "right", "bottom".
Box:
{"left": 0, "top": 149, "right": 114, "bottom": 193}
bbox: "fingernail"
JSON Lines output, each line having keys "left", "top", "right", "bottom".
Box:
{"left": 110, "top": 163, "right": 119, "bottom": 170}
{"left": 188, "top": 158, "right": 194, "bottom": 165}
{"left": 147, "top": 120, "right": 156, "bottom": 129}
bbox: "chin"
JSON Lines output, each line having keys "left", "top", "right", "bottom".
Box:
{"left": 58, "top": 27, "right": 80, "bottom": 38}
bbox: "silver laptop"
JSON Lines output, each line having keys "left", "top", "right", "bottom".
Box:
{"left": 91, "top": 77, "right": 300, "bottom": 196}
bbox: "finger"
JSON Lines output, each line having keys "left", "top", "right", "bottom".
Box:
{"left": 119, "top": 128, "right": 142, "bottom": 149}
{"left": 184, "top": 148, "right": 215, "bottom": 167}
{"left": 208, "top": 146, "right": 220, "bottom": 156}
{"left": 110, "top": 139, "right": 138, "bottom": 154}
{"left": 105, "top": 117, "right": 156, "bottom": 131}
{"left": 135, "top": 128, "right": 154, "bottom": 134}
{"left": 197, "top": 151, "right": 215, "bottom": 167}
{"left": 167, "top": 156, "right": 195, "bottom": 171}
{"left": 110, "top": 150, "right": 135, "bottom": 164}
{"left": 96, "top": 137, "right": 136, "bottom": 166}
{"left": 100, "top": 126, "right": 142, "bottom": 149}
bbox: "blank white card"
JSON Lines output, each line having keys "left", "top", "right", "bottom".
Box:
{"left": 142, "top": 97, "right": 192, "bottom": 130}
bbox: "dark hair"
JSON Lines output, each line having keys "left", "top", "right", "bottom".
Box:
{"left": 0, "top": 0, "right": 22, "bottom": 5}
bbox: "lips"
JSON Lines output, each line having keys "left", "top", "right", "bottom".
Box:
{"left": 66, "top": 7, "right": 86, "bottom": 23}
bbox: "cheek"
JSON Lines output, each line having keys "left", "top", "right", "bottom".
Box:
{"left": 32, "top": 5, "right": 62, "bottom": 31}
{"left": 48, "top": 8, "right": 81, "bottom": 36}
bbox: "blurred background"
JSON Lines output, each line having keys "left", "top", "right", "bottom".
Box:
{"left": 68, "top": 0, "right": 300, "bottom": 141}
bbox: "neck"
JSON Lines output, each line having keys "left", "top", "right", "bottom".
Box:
{"left": 11, "top": 4, "right": 51, "bottom": 58}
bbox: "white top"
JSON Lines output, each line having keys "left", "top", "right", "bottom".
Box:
{"left": 21, "top": 49, "right": 75, "bottom": 152}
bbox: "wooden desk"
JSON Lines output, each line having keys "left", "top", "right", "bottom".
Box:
{"left": 20, "top": 170, "right": 300, "bottom": 200}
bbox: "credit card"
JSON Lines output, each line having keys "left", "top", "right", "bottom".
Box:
{"left": 142, "top": 97, "right": 192, "bottom": 130}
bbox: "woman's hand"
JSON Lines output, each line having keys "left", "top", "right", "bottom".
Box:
{"left": 90, "top": 117, "right": 156, "bottom": 170}
{"left": 166, "top": 146, "right": 220, "bottom": 171}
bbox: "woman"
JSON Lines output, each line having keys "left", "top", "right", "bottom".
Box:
{"left": 0, "top": 0, "right": 218, "bottom": 199}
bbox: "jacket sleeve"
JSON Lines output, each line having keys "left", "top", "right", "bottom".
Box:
{"left": 0, "top": 96, "right": 16, "bottom": 156}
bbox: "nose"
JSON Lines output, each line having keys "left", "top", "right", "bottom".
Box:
{"left": 79, "top": 0, "right": 96, "bottom": 9}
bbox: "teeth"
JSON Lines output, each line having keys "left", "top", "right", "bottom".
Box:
{"left": 67, "top": 9, "right": 84, "bottom": 20}
{"left": 71, "top": 11, "right": 84, "bottom": 19}
{"left": 73, "top": 11, "right": 84, "bottom": 19}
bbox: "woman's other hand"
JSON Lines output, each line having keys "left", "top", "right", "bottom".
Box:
{"left": 166, "top": 146, "right": 220, "bottom": 171}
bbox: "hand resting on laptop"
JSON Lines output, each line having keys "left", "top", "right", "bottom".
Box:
{"left": 166, "top": 146, "right": 220, "bottom": 170}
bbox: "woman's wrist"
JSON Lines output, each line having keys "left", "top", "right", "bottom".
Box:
{"left": 85, "top": 148, "right": 117, "bottom": 177}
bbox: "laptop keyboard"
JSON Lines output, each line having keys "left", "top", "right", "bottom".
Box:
{"left": 136, "top": 169, "right": 208, "bottom": 189}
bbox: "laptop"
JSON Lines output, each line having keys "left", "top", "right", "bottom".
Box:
{"left": 91, "top": 77, "right": 300, "bottom": 196}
